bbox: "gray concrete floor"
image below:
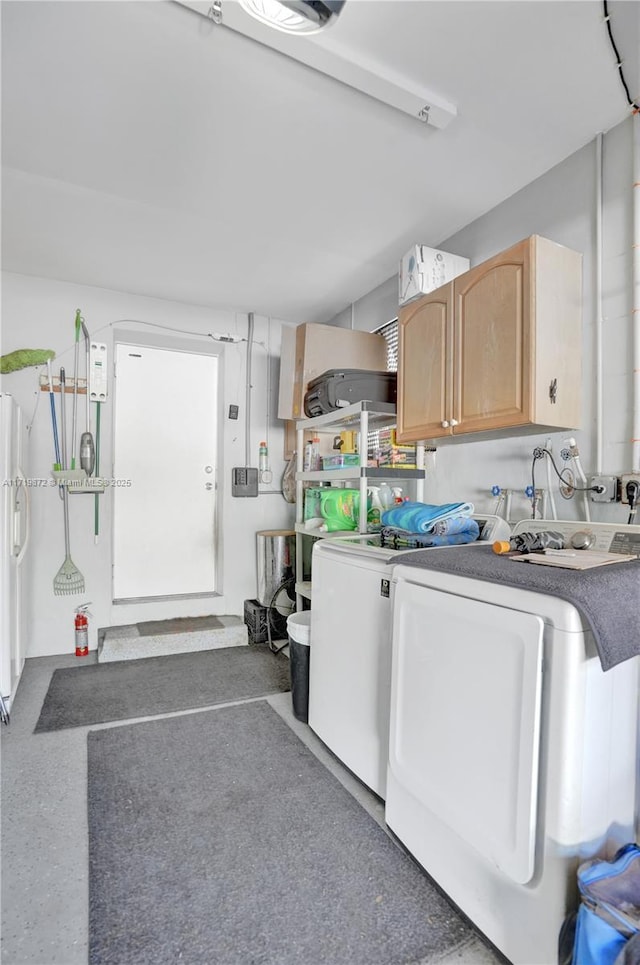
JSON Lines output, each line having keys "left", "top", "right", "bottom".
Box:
{"left": 1, "top": 653, "right": 502, "bottom": 965}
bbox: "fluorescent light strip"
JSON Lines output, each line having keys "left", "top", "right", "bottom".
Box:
{"left": 174, "top": 0, "right": 457, "bottom": 129}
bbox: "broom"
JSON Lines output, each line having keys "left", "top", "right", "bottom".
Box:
{"left": 53, "top": 367, "right": 85, "bottom": 595}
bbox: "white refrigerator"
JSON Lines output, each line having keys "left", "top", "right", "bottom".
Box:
{"left": 0, "top": 394, "right": 30, "bottom": 721}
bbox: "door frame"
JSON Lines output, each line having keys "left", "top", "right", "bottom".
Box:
{"left": 111, "top": 329, "right": 226, "bottom": 604}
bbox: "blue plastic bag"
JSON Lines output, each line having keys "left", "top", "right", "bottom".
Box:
{"left": 572, "top": 844, "right": 640, "bottom": 965}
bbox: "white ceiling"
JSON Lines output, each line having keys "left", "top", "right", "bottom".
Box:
{"left": 2, "top": 0, "right": 638, "bottom": 324}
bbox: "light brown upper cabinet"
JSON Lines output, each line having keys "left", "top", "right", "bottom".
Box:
{"left": 396, "top": 236, "right": 582, "bottom": 444}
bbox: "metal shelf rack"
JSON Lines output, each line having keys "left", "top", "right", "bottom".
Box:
{"left": 294, "top": 401, "right": 426, "bottom": 609}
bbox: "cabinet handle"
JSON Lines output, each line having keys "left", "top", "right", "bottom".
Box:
{"left": 450, "top": 418, "right": 459, "bottom": 427}
{"left": 441, "top": 420, "right": 449, "bottom": 428}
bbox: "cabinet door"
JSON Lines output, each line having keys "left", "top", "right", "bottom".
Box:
{"left": 453, "top": 239, "right": 531, "bottom": 433}
{"left": 397, "top": 284, "right": 453, "bottom": 443}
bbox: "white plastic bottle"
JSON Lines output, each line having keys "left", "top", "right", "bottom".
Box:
{"left": 378, "top": 482, "right": 393, "bottom": 511}
{"left": 258, "top": 441, "right": 272, "bottom": 484}
{"left": 303, "top": 439, "right": 313, "bottom": 472}
{"left": 368, "top": 486, "right": 383, "bottom": 512}
{"left": 312, "top": 437, "right": 322, "bottom": 471}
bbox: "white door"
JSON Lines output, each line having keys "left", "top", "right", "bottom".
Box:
{"left": 113, "top": 343, "right": 219, "bottom": 600}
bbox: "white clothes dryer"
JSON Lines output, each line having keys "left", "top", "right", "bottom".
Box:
{"left": 385, "top": 519, "right": 640, "bottom": 965}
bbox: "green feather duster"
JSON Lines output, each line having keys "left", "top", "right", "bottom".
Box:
{"left": 0, "top": 349, "right": 55, "bottom": 374}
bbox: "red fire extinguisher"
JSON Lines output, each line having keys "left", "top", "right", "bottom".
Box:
{"left": 74, "top": 604, "right": 91, "bottom": 657}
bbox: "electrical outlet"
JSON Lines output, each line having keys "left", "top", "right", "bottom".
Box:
{"left": 620, "top": 473, "right": 640, "bottom": 505}
{"left": 231, "top": 467, "right": 258, "bottom": 497}
{"left": 589, "top": 475, "right": 618, "bottom": 502}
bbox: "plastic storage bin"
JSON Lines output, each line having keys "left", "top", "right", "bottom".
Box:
{"left": 303, "top": 487, "right": 325, "bottom": 521}
{"left": 286, "top": 611, "right": 312, "bottom": 722}
{"left": 243, "top": 598, "right": 269, "bottom": 644}
{"left": 321, "top": 454, "right": 361, "bottom": 470}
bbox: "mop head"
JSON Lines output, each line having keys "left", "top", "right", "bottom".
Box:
{"left": 1, "top": 349, "right": 55, "bottom": 374}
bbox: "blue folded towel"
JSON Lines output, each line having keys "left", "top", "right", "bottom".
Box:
{"left": 381, "top": 517, "right": 480, "bottom": 548}
{"left": 381, "top": 501, "right": 474, "bottom": 533}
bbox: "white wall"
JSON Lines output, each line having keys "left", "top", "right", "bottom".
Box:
{"left": 329, "top": 276, "right": 398, "bottom": 334}
{"left": 327, "top": 117, "right": 635, "bottom": 525}
{"left": 1, "top": 273, "right": 295, "bottom": 656}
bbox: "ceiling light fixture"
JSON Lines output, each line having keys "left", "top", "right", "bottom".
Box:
{"left": 175, "top": 0, "right": 457, "bottom": 129}
{"left": 238, "top": 0, "right": 345, "bottom": 34}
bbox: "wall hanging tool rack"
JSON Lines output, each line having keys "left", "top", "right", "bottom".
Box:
{"left": 39, "top": 375, "right": 88, "bottom": 393}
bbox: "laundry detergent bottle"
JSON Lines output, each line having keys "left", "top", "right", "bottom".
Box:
{"left": 320, "top": 489, "right": 361, "bottom": 531}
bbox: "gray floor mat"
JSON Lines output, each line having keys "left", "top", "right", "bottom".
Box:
{"left": 87, "top": 700, "right": 480, "bottom": 965}
{"left": 34, "top": 646, "right": 290, "bottom": 732}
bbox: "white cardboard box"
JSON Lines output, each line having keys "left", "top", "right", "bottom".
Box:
{"left": 399, "top": 245, "right": 470, "bottom": 306}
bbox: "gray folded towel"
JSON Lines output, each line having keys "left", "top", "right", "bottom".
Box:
{"left": 389, "top": 545, "right": 640, "bottom": 671}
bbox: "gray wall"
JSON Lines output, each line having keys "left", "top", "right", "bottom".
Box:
{"left": 327, "top": 117, "right": 635, "bottom": 524}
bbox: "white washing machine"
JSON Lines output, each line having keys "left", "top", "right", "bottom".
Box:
{"left": 307, "top": 514, "right": 510, "bottom": 799}
{"left": 385, "top": 519, "right": 640, "bottom": 965}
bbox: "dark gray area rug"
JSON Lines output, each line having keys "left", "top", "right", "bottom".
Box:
{"left": 35, "top": 647, "right": 290, "bottom": 733}
{"left": 88, "top": 700, "right": 480, "bottom": 965}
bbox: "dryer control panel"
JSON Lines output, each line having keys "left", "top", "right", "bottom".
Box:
{"left": 473, "top": 514, "right": 511, "bottom": 543}
{"left": 511, "top": 519, "right": 640, "bottom": 556}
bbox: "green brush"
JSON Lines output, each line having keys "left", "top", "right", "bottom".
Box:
{"left": 0, "top": 348, "right": 54, "bottom": 374}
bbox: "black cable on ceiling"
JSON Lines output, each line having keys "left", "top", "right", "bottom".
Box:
{"left": 603, "top": 1, "right": 640, "bottom": 112}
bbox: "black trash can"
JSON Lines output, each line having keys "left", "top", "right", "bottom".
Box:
{"left": 286, "top": 611, "right": 312, "bottom": 723}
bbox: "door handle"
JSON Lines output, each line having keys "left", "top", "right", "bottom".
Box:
{"left": 15, "top": 467, "right": 30, "bottom": 563}
{"left": 441, "top": 420, "right": 449, "bottom": 428}
{"left": 450, "top": 419, "right": 459, "bottom": 427}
